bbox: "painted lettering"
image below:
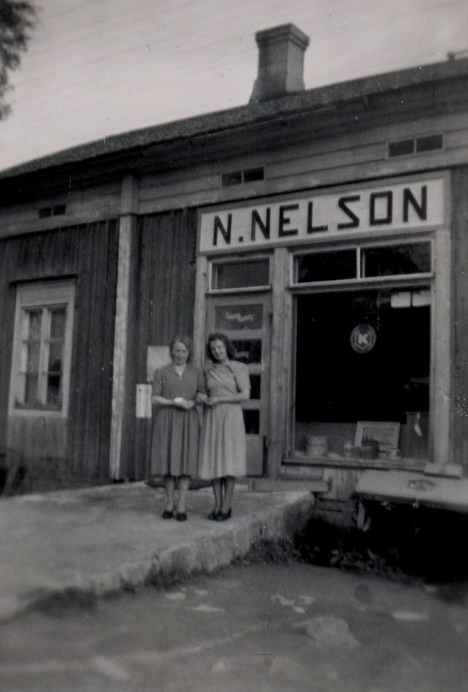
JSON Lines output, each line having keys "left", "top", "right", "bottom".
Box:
{"left": 251, "top": 208, "right": 270, "bottom": 241}
{"left": 278, "top": 204, "right": 299, "bottom": 237}
{"left": 403, "top": 185, "right": 427, "bottom": 222}
{"left": 307, "top": 201, "right": 328, "bottom": 233}
{"left": 370, "top": 191, "right": 393, "bottom": 225}
{"left": 337, "top": 195, "right": 360, "bottom": 229}
{"left": 213, "top": 215, "right": 232, "bottom": 246}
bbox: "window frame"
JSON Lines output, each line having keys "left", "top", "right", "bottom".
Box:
{"left": 209, "top": 255, "right": 271, "bottom": 294}
{"left": 290, "top": 238, "right": 434, "bottom": 288}
{"left": 9, "top": 280, "right": 75, "bottom": 418}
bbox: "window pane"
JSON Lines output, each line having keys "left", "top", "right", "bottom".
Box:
{"left": 232, "top": 339, "right": 262, "bottom": 364}
{"left": 48, "top": 342, "right": 63, "bottom": 372}
{"left": 213, "top": 259, "right": 269, "bottom": 290}
{"left": 388, "top": 139, "right": 414, "bottom": 157}
{"left": 215, "top": 304, "right": 263, "bottom": 331}
{"left": 296, "top": 250, "right": 356, "bottom": 283}
{"left": 416, "top": 134, "right": 443, "bottom": 153}
{"left": 47, "top": 374, "right": 62, "bottom": 408}
{"left": 50, "top": 307, "right": 66, "bottom": 338}
{"left": 26, "top": 342, "right": 40, "bottom": 374}
{"left": 25, "top": 309, "right": 42, "bottom": 339}
{"left": 363, "top": 243, "right": 431, "bottom": 277}
{"left": 24, "top": 374, "right": 38, "bottom": 406}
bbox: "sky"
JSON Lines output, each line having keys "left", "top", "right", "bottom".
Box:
{"left": 0, "top": 0, "right": 467, "bottom": 172}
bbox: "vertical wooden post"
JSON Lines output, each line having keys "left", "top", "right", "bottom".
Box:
{"left": 109, "top": 176, "right": 139, "bottom": 479}
{"left": 193, "top": 254, "right": 208, "bottom": 367}
{"left": 267, "top": 247, "right": 292, "bottom": 478}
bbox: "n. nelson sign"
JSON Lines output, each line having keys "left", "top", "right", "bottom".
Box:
{"left": 199, "top": 178, "right": 445, "bottom": 252}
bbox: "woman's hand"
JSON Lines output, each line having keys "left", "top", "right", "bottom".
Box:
{"left": 173, "top": 398, "right": 196, "bottom": 410}
{"left": 195, "top": 392, "right": 208, "bottom": 404}
{"left": 205, "top": 397, "right": 220, "bottom": 407}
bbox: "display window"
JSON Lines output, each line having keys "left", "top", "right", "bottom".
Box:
{"left": 294, "top": 287, "right": 431, "bottom": 461}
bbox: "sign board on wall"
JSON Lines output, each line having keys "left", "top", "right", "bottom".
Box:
{"left": 199, "top": 178, "right": 445, "bottom": 253}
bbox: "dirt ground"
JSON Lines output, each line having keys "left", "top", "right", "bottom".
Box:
{"left": 1, "top": 557, "right": 467, "bottom": 692}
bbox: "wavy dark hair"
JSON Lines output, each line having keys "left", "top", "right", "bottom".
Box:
{"left": 206, "top": 332, "right": 236, "bottom": 361}
{"left": 169, "top": 335, "right": 193, "bottom": 361}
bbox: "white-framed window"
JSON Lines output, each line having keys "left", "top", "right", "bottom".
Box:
{"left": 9, "top": 280, "right": 75, "bottom": 418}
{"left": 210, "top": 256, "right": 271, "bottom": 292}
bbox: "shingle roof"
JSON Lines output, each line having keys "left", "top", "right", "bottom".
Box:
{"left": 1, "top": 57, "right": 468, "bottom": 181}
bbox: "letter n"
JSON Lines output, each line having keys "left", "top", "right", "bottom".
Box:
{"left": 213, "top": 215, "right": 232, "bottom": 246}
{"left": 403, "top": 186, "right": 427, "bottom": 222}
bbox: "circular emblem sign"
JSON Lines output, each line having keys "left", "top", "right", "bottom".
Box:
{"left": 350, "top": 323, "right": 377, "bottom": 354}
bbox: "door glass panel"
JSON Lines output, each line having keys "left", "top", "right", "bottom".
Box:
{"left": 243, "top": 409, "right": 260, "bottom": 434}
{"left": 232, "top": 339, "right": 262, "bottom": 364}
{"left": 215, "top": 304, "right": 263, "bottom": 331}
{"left": 249, "top": 374, "right": 261, "bottom": 400}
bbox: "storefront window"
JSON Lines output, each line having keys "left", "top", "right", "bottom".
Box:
{"left": 294, "top": 288, "right": 430, "bottom": 460}
{"left": 294, "top": 241, "right": 432, "bottom": 285}
{"left": 362, "top": 242, "right": 431, "bottom": 277}
{"left": 296, "top": 250, "right": 356, "bottom": 283}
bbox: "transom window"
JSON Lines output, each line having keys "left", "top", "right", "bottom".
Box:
{"left": 211, "top": 258, "right": 270, "bottom": 291}
{"left": 10, "top": 281, "right": 75, "bottom": 416}
{"left": 294, "top": 241, "right": 432, "bottom": 285}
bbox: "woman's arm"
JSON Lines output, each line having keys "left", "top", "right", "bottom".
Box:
{"left": 206, "top": 388, "right": 249, "bottom": 406}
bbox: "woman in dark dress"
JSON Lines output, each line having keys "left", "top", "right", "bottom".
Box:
{"left": 150, "top": 336, "right": 205, "bottom": 521}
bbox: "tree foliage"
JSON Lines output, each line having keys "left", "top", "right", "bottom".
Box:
{"left": 0, "top": 0, "right": 36, "bottom": 119}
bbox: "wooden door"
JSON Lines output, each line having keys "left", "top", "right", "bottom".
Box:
{"left": 206, "top": 294, "right": 270, "bottom": 476}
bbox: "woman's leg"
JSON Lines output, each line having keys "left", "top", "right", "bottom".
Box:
{"left": 212, "top": 478, "right": 223, "bottom": 512}
{"left": 176, "top": 475, "right": 190, "bottom": 514}
{"left": 222, "top": 476, "right": 236, "bottom": 512}
{"left": 164, "top": 475, "right": 175, "bottom": 512}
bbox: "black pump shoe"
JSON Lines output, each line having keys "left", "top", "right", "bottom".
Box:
{"left": 176, "top": 512, "right": 187, "bottom": 521}
{"left": 162, "top": 510, "right": 174, "bottom": 519}
{"left": 217, "top": 509, "right": 232, "bottom": 521}
{"left": 208, "top": 509, "right": 219, "bottom": 520}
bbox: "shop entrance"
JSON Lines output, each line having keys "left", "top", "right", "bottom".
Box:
{"left": 294, "top": 287, "right": 431, "bottom": 461}
{"left": 206, "top": 294, "right": 270, "bottom": 476}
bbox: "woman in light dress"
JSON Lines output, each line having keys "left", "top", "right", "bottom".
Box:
{"left": 198, "top": 333, "right": 250, "bottom": 520}
{"left": 150, "top": 336, "right": 205, "bottom": 521}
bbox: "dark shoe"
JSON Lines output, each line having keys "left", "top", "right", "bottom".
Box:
{"left": 208, "top": 510, "right": 219, "bottom": 520}
{"left": 217, "top": 509, "right": 232, "bottom": 521}
{"left": 176, "top": 512, "right": 187, "bottom": 521}
{"left": 162, "top": 510, "right": 174, "bottom": 519}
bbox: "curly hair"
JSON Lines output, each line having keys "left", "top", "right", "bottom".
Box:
{"left": 206, "top": 332, "right": 236, "bottom": 361}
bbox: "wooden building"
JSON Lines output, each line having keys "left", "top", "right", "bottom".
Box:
{"left": 1, "top": 24, "right": 468, "bottom": 514}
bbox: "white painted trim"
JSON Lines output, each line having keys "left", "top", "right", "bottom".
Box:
{"left": 8, "top": 279, "right": 75, "bottom": 419}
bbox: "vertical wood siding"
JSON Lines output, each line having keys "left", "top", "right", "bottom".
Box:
{"left": 0, "top": 220, "right": 118, "bottom": 489}
{"left": 127, "top": 208, "right": 197, "bottom": 480}
{"left": 452, "top": 166, "right": 468, "bottom": 468}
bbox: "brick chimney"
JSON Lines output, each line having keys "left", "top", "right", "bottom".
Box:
{"left": 250, "top": 24, "right": 310, "bottom": 102}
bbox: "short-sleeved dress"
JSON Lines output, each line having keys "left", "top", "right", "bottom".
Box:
{"left": 198, "top": 360, "right": 250, "bottom": 480}
{"left": 151, "top": 363, "right": 205, "bottom": 477}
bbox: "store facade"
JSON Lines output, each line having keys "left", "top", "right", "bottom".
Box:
{"left": 194, "top": 173, "right": 453, "bottom": 489}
